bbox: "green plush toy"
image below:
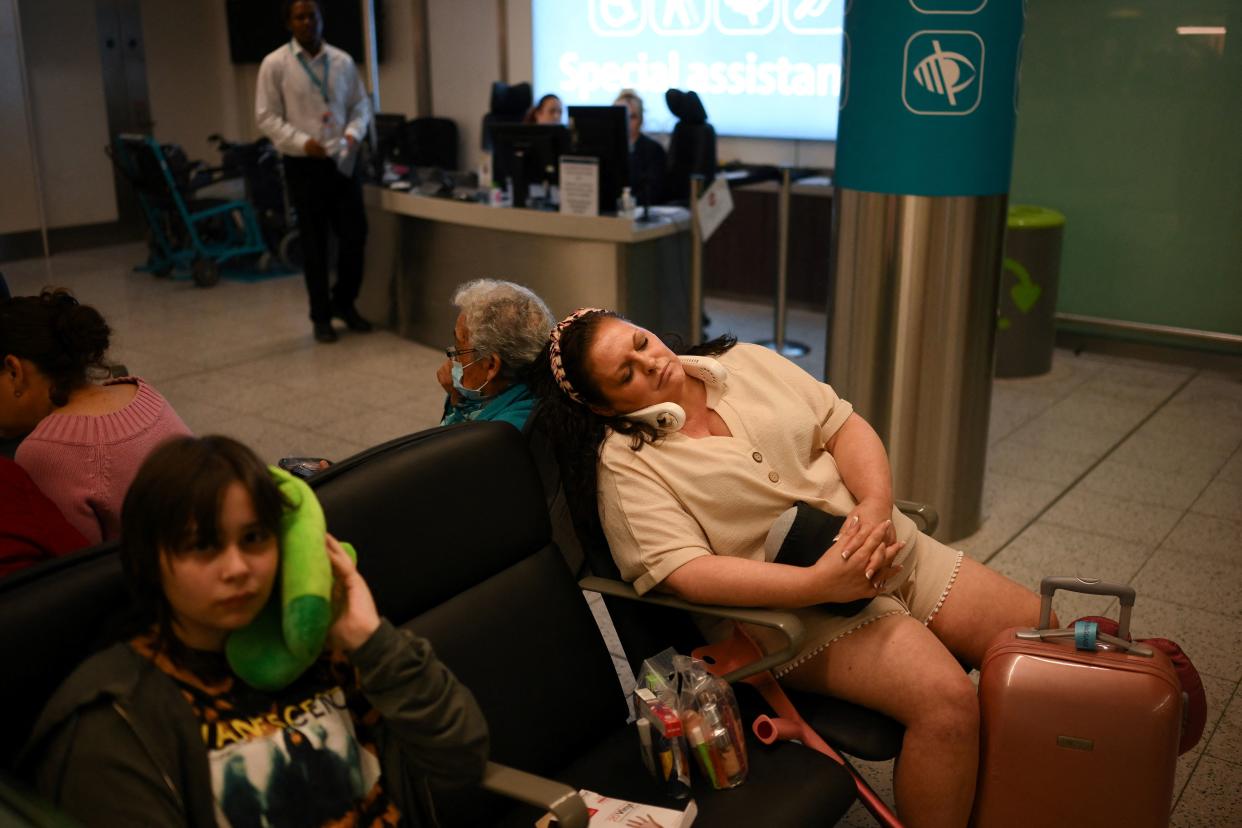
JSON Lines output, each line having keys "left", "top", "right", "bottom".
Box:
{"left": 225, "top": 466, "right": 355, "bottom": 690}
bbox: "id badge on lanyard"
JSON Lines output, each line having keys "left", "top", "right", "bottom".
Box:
{"left": 293, "top": 44, "right": 331, "bottom": 107}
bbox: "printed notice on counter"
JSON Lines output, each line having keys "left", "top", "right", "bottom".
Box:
{"left": 559, "top": 155, "right": 599, "bottom": 217}
{"left": 696, "top": 176, "right": 733, "bottom": 242}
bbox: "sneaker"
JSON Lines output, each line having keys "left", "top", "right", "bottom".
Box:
{"left": 333, "top": 306, "right": 373, "bottom": 333}
{"left": 314, "top": 322, "right": 339, "bottom": 343}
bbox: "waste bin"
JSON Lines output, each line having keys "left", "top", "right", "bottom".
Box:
{"left": 996, "top": 205, "right": 1065, "bottom": 378}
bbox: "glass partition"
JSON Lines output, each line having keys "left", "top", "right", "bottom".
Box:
{"left": 1011, "top": 1, "right": 1240, "bottom": 338}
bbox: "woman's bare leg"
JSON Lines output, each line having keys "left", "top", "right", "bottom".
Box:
{"left": 927, "top": 557, "right": 1055, "bottom": 668}
{"left": 782, "top": 614, "right": 979, "bottom": 828}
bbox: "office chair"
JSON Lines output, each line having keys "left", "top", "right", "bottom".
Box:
{"left": 405, "top": 117, "right": 459, "bottom": 171}
{"left": 664, "top": 89, "right": 717, "bottom": 203}
{"left": 481, "top": 81, "right": 533, "bottom": 152}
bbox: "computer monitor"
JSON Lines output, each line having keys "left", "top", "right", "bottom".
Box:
{"left": 490, "top": 124, "right": 571, "bottom": 208}
{"left": 567, "top": 105, "right": 630, "bottom": 215}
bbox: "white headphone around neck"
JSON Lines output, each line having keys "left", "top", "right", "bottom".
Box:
{"left": 623, "top": 402, "right": 687, "bottom": 432}
{"left": 619, "top": 355, "right": 728, "bottom": 433}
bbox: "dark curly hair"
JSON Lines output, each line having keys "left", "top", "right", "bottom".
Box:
{"left": 0, "top": 288, "right": 111, "bottom": 407}
{"left": 530, "top": 310, "right": 736, "bottom": 546}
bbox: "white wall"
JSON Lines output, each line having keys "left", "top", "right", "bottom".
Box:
{"left": 377, "top": 0, "right": 420, "bottom": 118}
{"left": 0, "top": 0, "right": 42, "bottom": 234}
{"left": 140, "top": 0, "right": 240, "bottom": 155}
{"left": 428, "top": 0, "right": 499, "bottom": 173}
{"left": 506, "top": 0, "right": 531, "bottom": 89}
{"left": 19, "top": 0, "right": 117, "bottom": 229}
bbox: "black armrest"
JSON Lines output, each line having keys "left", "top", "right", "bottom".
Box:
{"left": 578, "top": 576, "right": 805, "bottom": 683}
{"left": 481, "top": 762, "right": 588, "bottom": 828}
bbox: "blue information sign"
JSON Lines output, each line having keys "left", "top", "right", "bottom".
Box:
{"left": 836, "top": 0, "right": 1025, "bottom": 196}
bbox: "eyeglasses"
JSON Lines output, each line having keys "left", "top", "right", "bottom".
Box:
{"left": 445, "top": 346, "right": 478, "bottom": 359}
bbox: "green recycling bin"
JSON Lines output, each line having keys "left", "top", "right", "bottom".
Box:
{"left": 996, "top": 204, "right": 1066, "bottom": 378}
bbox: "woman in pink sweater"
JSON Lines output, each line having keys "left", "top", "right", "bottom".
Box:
{"left": 0, "top": 289, "right": 191, "bottom": 545}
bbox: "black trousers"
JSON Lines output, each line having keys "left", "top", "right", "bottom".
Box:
{"left": 283, "top": 155, "right": 368, "bottom": 324}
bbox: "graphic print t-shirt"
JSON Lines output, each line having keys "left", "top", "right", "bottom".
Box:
{"left": 131, "top": 633, "right": 401, "bottom": 828}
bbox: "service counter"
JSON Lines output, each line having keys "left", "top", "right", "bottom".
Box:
{"left": 703, "top": 175, "right": 834, "bottom": 308}
{"left": 359, "top": 185, "right": 693, "bottom": 348}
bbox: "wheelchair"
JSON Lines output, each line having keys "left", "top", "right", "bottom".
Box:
{"left": 207, "top": 134, "right": 302, "bottom": 270}
{"left": 106, "top": 134, "right": 270, "bottom": 287}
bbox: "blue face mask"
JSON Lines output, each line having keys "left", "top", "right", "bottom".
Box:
{"left": 451, "top": 357, "right": 489, "bottom": 401}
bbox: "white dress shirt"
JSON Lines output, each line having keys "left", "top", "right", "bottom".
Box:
{"left": 255, "top": 38, "right": 372, "bottom": 167}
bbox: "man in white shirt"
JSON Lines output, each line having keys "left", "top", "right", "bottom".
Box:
{"left": 256, "top": 0, "right": 373, "bottom": 343}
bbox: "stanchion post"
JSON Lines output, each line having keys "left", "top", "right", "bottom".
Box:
{"left": 759, "top": 166, "right": 810, "bottom": 357}
{"left": 689, "top": 174, "right": 704, "bottom": 345}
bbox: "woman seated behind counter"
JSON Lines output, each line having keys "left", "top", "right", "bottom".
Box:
{"left": 524, "top": 93, "right": 563, "bottom": 125}
{"left": 534, "top": 308, "right": 1053, "bottom": 828}
{"left": 615, "top": 89, "right": 666, "bottom": 206}
{"left": 436, "top": 279, "right": 555, "bottom": 432}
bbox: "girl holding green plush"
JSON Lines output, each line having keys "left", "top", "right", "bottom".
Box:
{"left": 24, "top": 435, "right": 488, "bottom": 828}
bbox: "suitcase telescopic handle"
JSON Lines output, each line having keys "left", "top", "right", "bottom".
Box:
{"left": 1015, "top": 627, "right": 1154, "bottom": 657}
{"left": 1038, "top": 576, "right": 1135, "bottom": 642}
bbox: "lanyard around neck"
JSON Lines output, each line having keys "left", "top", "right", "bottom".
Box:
{"left": 291, "top": 43, "right": 330, "bottom": 105}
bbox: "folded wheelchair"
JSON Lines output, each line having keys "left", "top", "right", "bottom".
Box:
{"left": 106, "top": 134, "right": 269, "bottom": 287}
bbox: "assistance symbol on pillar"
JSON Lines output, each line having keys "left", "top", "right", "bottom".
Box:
{"left": 996, "top": 257, "right": 1042, "bottom": 331}
{"left": 902, "top": 31, "right": 984, "bottom": 115}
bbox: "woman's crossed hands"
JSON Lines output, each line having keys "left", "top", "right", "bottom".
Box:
{"left": 809, "top": 517, "right": 904, "bottom": 604}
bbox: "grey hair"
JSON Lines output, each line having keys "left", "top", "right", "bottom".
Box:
{"left": 453, "top": 279, "right": 555, "bottom": 379}
{"left": 615, "top": 88, "right": 643, "bottom": 123}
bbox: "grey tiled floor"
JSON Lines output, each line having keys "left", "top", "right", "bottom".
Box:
{"left": 6, "top": 244, "right": 1242, "bottom": 826}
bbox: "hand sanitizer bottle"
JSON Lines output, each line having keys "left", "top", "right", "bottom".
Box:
{"left": 618, "top": 186, "right": 637, "bottom": 218}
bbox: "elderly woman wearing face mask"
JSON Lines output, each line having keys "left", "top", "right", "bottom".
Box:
{"left": 435, "top": 279, "right": 555, "bottom": 431}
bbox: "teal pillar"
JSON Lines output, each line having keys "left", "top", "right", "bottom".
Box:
{"left": 829, "top": 0, "right": 1026, "bottom": 540}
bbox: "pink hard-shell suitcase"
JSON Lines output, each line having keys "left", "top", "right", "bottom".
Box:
{"left": 971, "top": 577, "right": 1183, "bottom": 828}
